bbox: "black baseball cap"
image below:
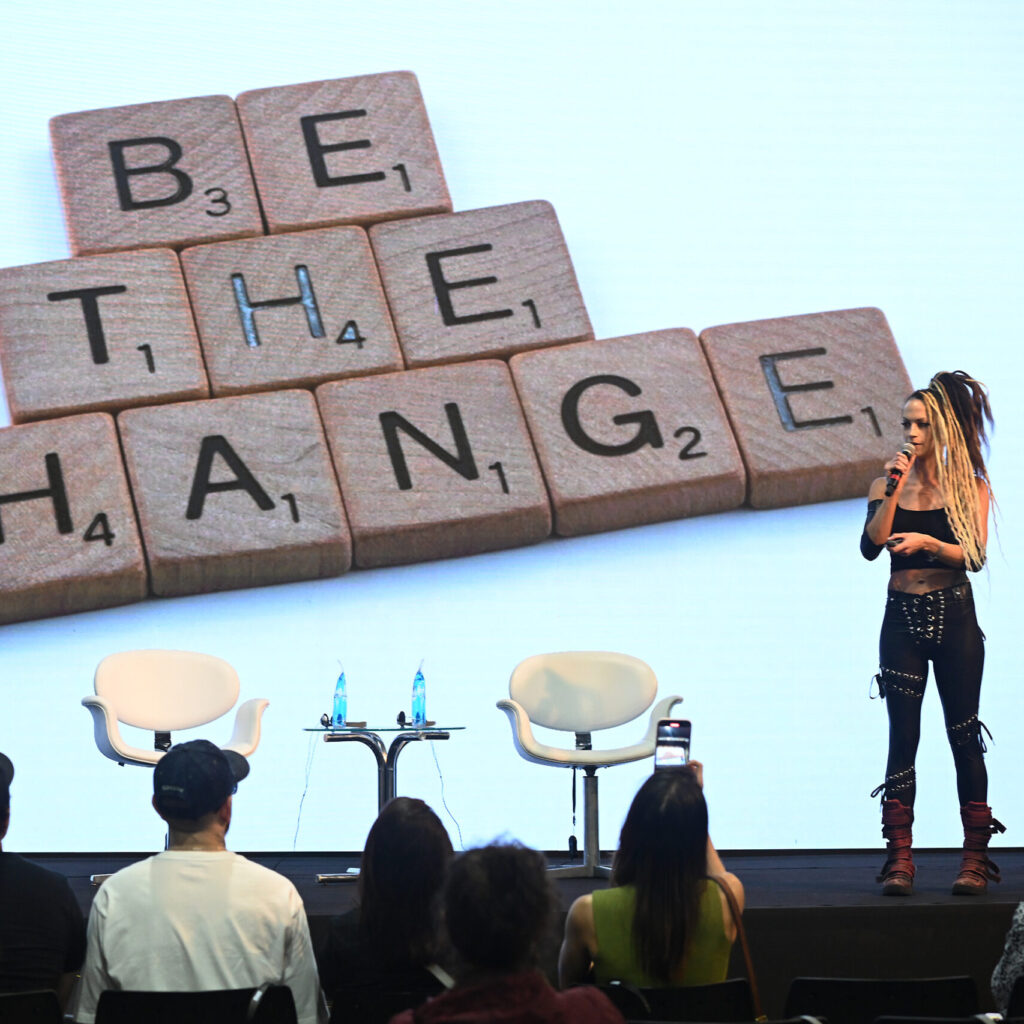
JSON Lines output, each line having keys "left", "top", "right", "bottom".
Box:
{"left": 153, "top": 740, "right": 249, "bottom": 821}
{"left": 0, "top": 753, "right": 12, "bottom": 813}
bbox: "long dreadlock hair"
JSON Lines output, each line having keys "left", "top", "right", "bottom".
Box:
{"left": 911, "top": 371, "right": 993, "bottom": 571}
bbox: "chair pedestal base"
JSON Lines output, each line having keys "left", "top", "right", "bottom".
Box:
{"left": 548, "top": 767, "right": 609, "bottom": 878}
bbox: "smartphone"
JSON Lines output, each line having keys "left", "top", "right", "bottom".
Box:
{"left": 654, "top": 718, "right": 691, "bottom": 770}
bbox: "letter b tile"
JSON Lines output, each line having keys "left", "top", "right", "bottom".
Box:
{"left": 0, "top": 413, "right": 148, "bottom": 625}
{"left": 700, "top": 308, "right": 912, "bottom": 508}
{"left": 316, "top": 361, "right": 551, "bottom": 567}
{"left": 117, "top": 390, "right": 351, "bottom": 596}
{"left": 510, "top": 330, "right": 746, "bottom": 535}
{"left": 50, "top": 95, "right": 263, "bottom": 256}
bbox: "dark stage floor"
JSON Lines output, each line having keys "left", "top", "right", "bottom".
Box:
{"left": 25, "top": 847, "right": 1024, "bottom": 1019}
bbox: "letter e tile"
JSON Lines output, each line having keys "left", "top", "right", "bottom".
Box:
{"left": 0, "top": 413, "right": 147, "bottom": 625}
{"left": 0, "top": 250, "right": 209, "bottom": 423}
{"left": 50, "top": 95, "right": 263, "bottom": 256}
{"left": 511, "top": 330, "right": 746, "bottom": 536}
{"left": 370, "top": 201, "right": 593, "bottom": 368}
{"left": 116, "top": 390, "right": 351, "bottom": 596}
{"left": 699, "top": 308, "right": 912, "bottom": 508}
{"left": 236, "top": 72, "right": 451, "bottom": 233}
{"left": 316, "top": 361, "right": 551, "bottom": 567}
{"left": 180, "top": 226, "right": 402, "bottom": 395}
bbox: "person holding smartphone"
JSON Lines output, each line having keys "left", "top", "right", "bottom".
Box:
{"left": 558, "top": 762, "right": 743, "bottom": 988}
{"left": 861, "top": 371, "right": 1002, "bottom": 896}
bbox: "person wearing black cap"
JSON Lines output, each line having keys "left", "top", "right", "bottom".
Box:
{"left": 0, "top": 751, "right": 86, "bottom": 1007}
{"left": 75, "top": 740, "right": 326, "bottom": 1024}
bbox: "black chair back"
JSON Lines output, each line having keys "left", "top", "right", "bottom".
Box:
{"left": 1010, "top": 975, "right": 1024, "bottom": 1017}
{"left": 599, "top": 978, "right": 755, "bottom": 1021}
{"left": 0, "top": 990, "right": 61, "bottom": 1024}
{"left": 94, "top": 985, "right": 297, "bottom": 1024}
{"left": 328, "top": 986, "right": 438, "bottom": 1024}
{"left": 784, "top": 976, "right": 978, "bottom": 1024}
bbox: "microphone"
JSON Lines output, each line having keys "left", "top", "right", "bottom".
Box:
{"left": 885, "top": 443, "right": 915, "bottom": 496}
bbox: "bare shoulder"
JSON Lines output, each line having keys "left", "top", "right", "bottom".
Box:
{"left": 566, "top": 892, "right": 595, "bottom": 931}
{"left": 868, "top": 477, "right": 888, "bottom": 501}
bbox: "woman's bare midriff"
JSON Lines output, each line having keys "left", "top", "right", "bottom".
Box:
{"left": 888, "top": 567, "right": 968, "bottom": 594}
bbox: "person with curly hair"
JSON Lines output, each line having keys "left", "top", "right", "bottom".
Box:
{"left": 861, "top": 371, "right": 1004, "bottom": 896}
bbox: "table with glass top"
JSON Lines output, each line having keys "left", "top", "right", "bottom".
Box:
{"left": 304, "top": 724, "right": 465, "bottom": 812}
{"left": 304, "top": 724, "right": 464, "bottom": 882}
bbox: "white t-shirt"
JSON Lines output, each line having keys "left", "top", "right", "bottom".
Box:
{"left": 75, "top": 851, "right": 327, "bottom": 1024}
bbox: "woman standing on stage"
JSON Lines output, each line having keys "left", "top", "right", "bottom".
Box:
{"left": 861, "top": 371, "right": 1002, "bottom": 896}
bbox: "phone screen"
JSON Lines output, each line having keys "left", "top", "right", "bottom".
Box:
{"left": 654, "top": 719, "right": 691, "bottom": 770}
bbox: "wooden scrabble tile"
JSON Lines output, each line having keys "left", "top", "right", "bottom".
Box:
{"left": 50, "top": 95, "right": 263, "bottom": 256}
{"left": 117, "top": 390, "right": 351, "bottom": 596}
{"left": 510, "top": 330, "right": 746, "bottom": 536}
{"left": 236, "top": 72, "right": 451, "bottom": 234}
{"left": 369, "top": 201, "right": 593, "bottom": 368}
{"left": 0, "top": 413, "right": 148, "bottom": 625}
{"left": 316, "top": 361, "right": 551, "bottom": 567}
{"left": 0, "top": 249, "right": 209, "bottom": 423}
{"left": 180, "top": 226, "right": 402, "bottom": 396}
{"left": 699, "top": 307, "right": 912, "bottom": 508}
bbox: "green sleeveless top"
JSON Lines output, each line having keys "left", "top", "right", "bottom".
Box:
{"left": 591, "top": 881, "right": 733, "bottom": 987}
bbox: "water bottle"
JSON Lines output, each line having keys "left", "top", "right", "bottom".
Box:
{"left": 332, "top": 665, "right": 347, "bottom": 727}
{"left": 411, "top": 660, "right": 426, "bottom": 726}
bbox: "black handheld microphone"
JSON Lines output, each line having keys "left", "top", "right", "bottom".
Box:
{"left": 884, "top": 443, "right": 915, "bottom": 496}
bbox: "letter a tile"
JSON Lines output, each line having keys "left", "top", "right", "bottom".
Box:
{"left": 316, "top": 361, "right": 551, "bottom": 567}
{"left": 236, "top": 72, "right": 451, "bottom": 234}
{"left": 699, "top": 308, "right": 912, "bottom": 508}
{"left": 50, "top": 95, "right": 263, "bottom": 256}
{"left": 117, "top": 390, "right": 351, "bottom": 596}
{"left": 0, "top": 413, "right": 147, "bottom": 625}
{"left": 511, "top": 330, "right": 746, "bottom": 536}
{"left": 180, "top": 226, "right": 403, "bottom": 396}
{"left": 0, "top": 250, "right": 209, "bottom": 423}
{"left": 370, "top": 201, "right": 593, "bottom": 368}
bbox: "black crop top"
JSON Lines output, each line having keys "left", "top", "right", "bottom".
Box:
{"left": 860, "top": 501, "right": 960, "bottom": 571}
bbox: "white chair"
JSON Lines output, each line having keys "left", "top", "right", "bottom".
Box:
{"left": 82, "top": 650, "right": 268, "bottom": 767}
{"left": 497, "top": 651, "right": 682, "bottom": 878}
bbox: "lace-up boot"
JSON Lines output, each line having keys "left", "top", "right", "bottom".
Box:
{"left": 952, "top": 802, "right": 1006, "bottom": 895}
{"left": 877, "top": 799, "right": 915, "bottom": 896}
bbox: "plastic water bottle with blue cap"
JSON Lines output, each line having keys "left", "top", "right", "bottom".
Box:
{"left": 332, "top": 663, "right": 347, "bottom": 727}
{"left": 411, "top": 660, "right": 426, "bottom": 726}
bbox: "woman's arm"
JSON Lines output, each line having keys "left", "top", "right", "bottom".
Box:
{"left": 558, "top": 894, "right": 597, "bottom": 988}
{"left": 888, "top": 479, "right": 990, "bottom": 569}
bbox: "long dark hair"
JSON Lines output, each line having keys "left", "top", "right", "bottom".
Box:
{"left": 358, "top": 797, "right": 454, "bottom": 966}
{"left": 611, "top": 771, "right": 709, "bottom": 982}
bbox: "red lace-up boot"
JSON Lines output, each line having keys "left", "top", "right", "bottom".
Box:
{"left": 952, "top": 802, "right": 1006, "bottom": 895}
{"left": 877, "top": 799, "right": 915, "bottom": 896}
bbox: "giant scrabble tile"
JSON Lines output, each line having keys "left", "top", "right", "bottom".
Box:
{"left": 117, "top": 390, "right": 351, "bottom": 596}
{"left": 699, "top": 308, "right": 912, "bottom": 508}
{"left": 236, "top": 72, "right": 451, "bottom": 233}
{"left": 50, "top": 95, "right": 263, "bottom": 256}
{"left": 369, "top": 201, "right": 593, "bottom": 367}
{"left": 510, "top": 330, "right": 746, "bottom": 536}
{"left": 0, "top": 249, "right": 209, "bottom": 423}
{"left": 180, "top": 226, "right": 403, "bottom": 396}
{"left": 316, "top": 361, "right": 551, "bottom": 567}
{"left": 0, "top": 413, "right": 147, "bottom": 624}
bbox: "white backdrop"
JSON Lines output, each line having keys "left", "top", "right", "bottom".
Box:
{"left": 0, "top": 1, "right": 1021, "bottom": 854}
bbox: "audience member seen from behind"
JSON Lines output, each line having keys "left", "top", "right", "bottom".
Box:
{"left": 318, "top": 797, "right": 454, "bottom": 999}
{"left": 0, "top": 752, "right": 86, "bottom": 1008}
{"left": 75, "top": 740, "right": 327, "bottom": 1024}
{"left": 389, "top": 843, "right": 624, "bottom": 1024}
{"left": 992, "top": 901, "right": 1024, "bottom": 1015}
{"left": 559, "top": 762, "right": 743, "bottom": 987}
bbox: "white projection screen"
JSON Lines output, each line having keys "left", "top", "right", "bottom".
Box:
{"left": 0, "top": 1, "right": 1021, "bottom": 854}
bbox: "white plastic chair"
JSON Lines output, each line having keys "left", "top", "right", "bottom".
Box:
{"left": 497, "top": 651, "right": 682, "bottom": 877}
{"left": 82, "top": 650, "right": 269, "bottom": 767}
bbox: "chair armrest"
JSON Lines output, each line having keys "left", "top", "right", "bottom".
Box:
{"left": 497, "top": 695, "right": 683, "bottom": 768}
{"left": 224, "top": 698, "right": 269, "bottom": 757}
{"left": 81, "top": 696, "right": 161, "bottom": 767}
